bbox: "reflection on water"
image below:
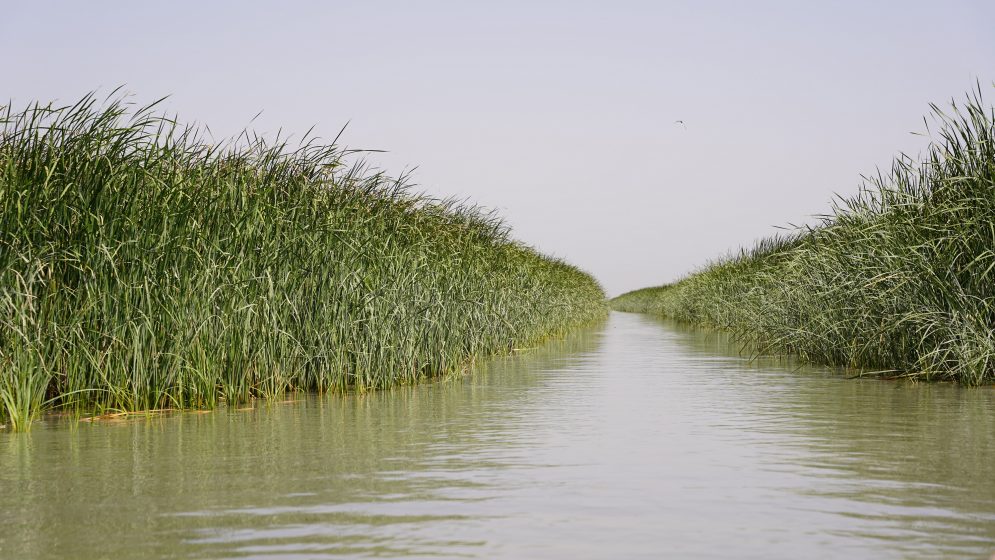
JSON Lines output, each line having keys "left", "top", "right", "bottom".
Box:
{"left": 1, "top": 313, "right": 994, "bottom": 559}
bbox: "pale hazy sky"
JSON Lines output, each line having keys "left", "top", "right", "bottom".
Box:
{"left": 4, "top": 1, "right": 993, "bottom": 295}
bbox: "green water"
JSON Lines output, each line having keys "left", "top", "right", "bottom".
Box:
{"left": 2, "top": 312, "right": 994, "bottom": 559}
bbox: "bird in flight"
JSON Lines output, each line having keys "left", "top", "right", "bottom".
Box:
{"left": 674, "top": 120, "right": 687, "bottom": 130}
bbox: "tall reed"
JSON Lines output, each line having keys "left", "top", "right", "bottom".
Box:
{"left": 0, "top": 93, "right": 607, "bottom": 430}
{"left": 612, "top": 86, "right": 995, "bottom": 385}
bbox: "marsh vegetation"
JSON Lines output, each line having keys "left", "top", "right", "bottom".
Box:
{"left": 613, "top": 87, "right": 995, "bottom": 385}
{"left": 0, "top": 93, "right": 607, "bottom": 431}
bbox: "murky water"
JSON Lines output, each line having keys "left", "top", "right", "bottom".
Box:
{"left": 2, "top": 312, "right": 995, "bottom": 559}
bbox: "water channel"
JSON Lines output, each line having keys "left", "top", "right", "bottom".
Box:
{"left": 2, "top": 312, "right": 994, "bottom": 558}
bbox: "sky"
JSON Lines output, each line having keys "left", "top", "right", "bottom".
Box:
{"left": 3, "top": 1, "right": 994, "bottom": 296}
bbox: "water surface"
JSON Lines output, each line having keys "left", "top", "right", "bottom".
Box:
{"left": 2, "top": 312, "right": 994, "bottom": 558}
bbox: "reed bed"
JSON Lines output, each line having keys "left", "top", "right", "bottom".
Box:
{"left": 612, "top": 87, "right": 995, "bottom": 385}
{"left": 0, "top": 93, "right": 607, "bottom": 431}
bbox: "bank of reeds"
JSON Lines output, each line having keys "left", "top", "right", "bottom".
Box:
{"left": 0, "top": 93, "right": 607, "bottom": 430}
{"left": 612, "top": 87, "right": 995, "bottom": 385}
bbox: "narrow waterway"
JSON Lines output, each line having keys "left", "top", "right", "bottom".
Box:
{"left": 2, "top": 312, "right": 994, "bottom": 559}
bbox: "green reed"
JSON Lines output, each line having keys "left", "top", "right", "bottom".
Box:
{"left": 612, "top": 86, "right": 995, "bottom": 385}
{"left": 0, "top": 93, "right": 607, "bottom": 430}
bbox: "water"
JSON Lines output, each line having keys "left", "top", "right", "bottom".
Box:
{"left": 2, "top": 312, "right": 995, "bottom": 559}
